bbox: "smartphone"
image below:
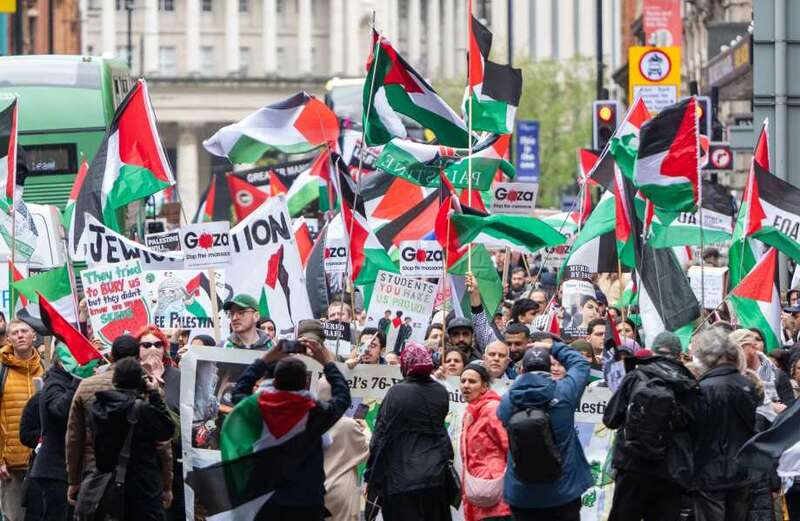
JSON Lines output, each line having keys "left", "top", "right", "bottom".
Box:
{"left": 353, "top": 402, "right": 369, "bottom": 420}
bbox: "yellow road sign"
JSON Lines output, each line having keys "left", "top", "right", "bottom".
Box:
{"left": 628, "top": 46, "right": 681, "bottom": 114}
{"left": 0, "top": 0, "right": 16, "bottom": 13}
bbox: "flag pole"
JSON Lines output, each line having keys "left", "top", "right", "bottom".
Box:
{"left": 617, "top": 258, "right": 626, "bottom": 322}
{"left": 208, "top": 268, "right": 221, "bottom": 343}
{"left": 696, "top": 96, "right": 706, "bottom": 313}
{"left": 9, "top": 100, "right": 17, "bottom": 320}
{"left": 466, "top": 0, "right": 473, "bottom": 274}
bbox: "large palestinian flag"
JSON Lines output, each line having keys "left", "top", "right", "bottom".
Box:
{"left": 730, "top": 121, "right": 770, "bottom": 288}
{"left": 633, "top": 97, "right": 699, "bottom": 213}
{"left": 12, "top": 265, "right": 78, "bottom": 326}
{"left": 70, "top": 80, "right": 175, "bottom": 258}
{"left": 560, "top": 191, "right": 623, "bottom": 275}
{"left": 203, "top": 92, "right": 339, "bottom": 162}
{"left": 363, "top": 31, "right": 469, "bottom": 147}
{"left": 449, "top": 213, "right": 565, "bottom": 255}
{"left": 730, "top": 247, "right": 781, "bottom": 352}
{"left": 649, "top": 180, "right": 734, "bottom": 248}
{"left": 595, "top": 97, "right": 651, "bottom": 189}
{"left": 38, "top": 292, "right": 102, "bottom": 366}
{"left": 466, "top": 5, "right": 522, "bottom": 134}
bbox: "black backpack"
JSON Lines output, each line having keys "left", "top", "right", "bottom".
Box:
{"left": 507, "top": 405, "right": 562, "bottom": 482}
{"left": 623, "top": 373, "right": 680, "bottom": 460}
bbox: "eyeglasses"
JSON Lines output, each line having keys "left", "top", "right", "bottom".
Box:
{"left": 139, "top": 341, "right": 164, "bottom": 349}
{"left": 227, "top": 309, "right": 255, "bottom": 319}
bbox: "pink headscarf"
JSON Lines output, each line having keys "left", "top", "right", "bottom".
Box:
{"left": 400, "top": 342, "right": 434, "bottom": 377}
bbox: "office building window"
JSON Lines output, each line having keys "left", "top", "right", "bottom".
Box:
{"left": 276, "top": 0, "right": 284, "bottom": 13}
{"left": 158, "top": 46, "right": 177, "bottom": 75}
{"left": 158, "top": 0, "right": 174, "bottom": 10}
{"left": 238, "top": 0, "right": 247, "bottom": 12}
{"left": 201, "top": 0, "right": 212, "bottom": 11}
{"left": 116, "top": 45, "right": 131, "bottom": 65}
{"left": 200, "top": 46, "right": 215, "bottom": 76}
{"left": 239, "top": 47, "right": 251, "bottom": 76}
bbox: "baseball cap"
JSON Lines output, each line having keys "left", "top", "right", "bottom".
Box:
{"left": 446, "top": 317, "right": 473, "bottom": 333}
{"left": 522, "top": 347, "right": 552, "bottom": 373}
{"left": 297, "top": 319, "right": 325, "bottom": 344}
{"left": 223, "top": 294, "right": 259, "bottom": 312}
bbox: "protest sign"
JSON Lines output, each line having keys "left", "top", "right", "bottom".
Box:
{"left": 399, "top": 240, "right": 444, "bottom": 278}
{"left": 543, "top": 228, "right": 577, "bottom": 271}
{"left": 82, "top": 215, "right": 184, "bottom": 270}
{"left": 144, "top": 269, "right": 229, "bottom": 330}
{"left": 323, "top": 237, "right": 348, "bottom": 274}
{"left": 323, "top": 320, "right": 352, "bottom": 358}
{"left": 365, "top": 271, "right": 437, "bottom": 352}
{"left": 80, "top": 260, "right": 151, "bottom": 344}
{"left": 560, "top": 265, "right": 597, "bottom": 339}
{"left": 491, "top": 182, "right": 538, "bottom": 215}
{"left": 227, "top": 195, "right": 313, "bottom": 335}
{"left": 179, "top": 221, "right": 231, "bottom": 268}
{"left": 688, "top": 265, "right": 728, "bottom": 309}
{"left": 145, "top": 230, "right": 182, "bottom": 253}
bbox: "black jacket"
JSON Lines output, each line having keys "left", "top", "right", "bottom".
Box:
{"left": 29, "top": 363, "right": 79, "bottom": 481}
{"left": 19, "top": 392, "right": 41, "bottom": 450}
{"left": 693, "top": 364, "right": 761, "bottom": 491}
{"left": 91, "top": 389, "right": 174, "bottom": 520}
{"left": 231, "top": 358, "right": 271, "bottom": 406}
{"left": 365, "top": 374, "right": 453, "bottom": 496}
{"left": 603, "top": 355, "right": 700, "bottom": 484}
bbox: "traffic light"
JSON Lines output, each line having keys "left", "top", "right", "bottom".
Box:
{"left": 695, "top": 96, "right": 712, "bottom": 137}
{"left": 592, "top": 100, "right": 621, "bottom": 151}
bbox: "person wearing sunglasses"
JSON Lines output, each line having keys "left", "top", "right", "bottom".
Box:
{"left": 222, "top": 295, "right": 271, "bottom": 351}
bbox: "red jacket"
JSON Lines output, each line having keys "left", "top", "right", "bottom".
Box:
{"left": 460, "top": 389, "right": 511, "bottom": 521}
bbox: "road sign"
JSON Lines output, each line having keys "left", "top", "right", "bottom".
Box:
{"left": 0, "top": 0, "right": 15, "bottom": 13}
{"left": 515, "top": 120, "right": 540, "bottom": 182}
{"left": 643, "top": 0, "right": 681, "bottom": 47}
{"left": 706, "top": 142, "right": 734, "bottom": 171}
{"left": 629, "top": 46, "right": 681, "bottom": 114}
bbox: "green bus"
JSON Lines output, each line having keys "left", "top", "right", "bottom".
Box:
{"left": 0, "top": 55, "right": 132, "bottom": 207}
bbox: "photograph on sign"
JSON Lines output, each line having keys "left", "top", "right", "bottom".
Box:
{"left": 491, "top": 182, "right": 538, "bottom": 215}
{"left": 399, "top": 240, "right": 444, "bottom": 278}
{"left": 180, "top": 221, "right": 231, "bottom": 268}
{"left": 144, "top": 270, "right": 229, "bottom": 330}
{"left": 559, "top": 266, "right": 597, "bottom": 340}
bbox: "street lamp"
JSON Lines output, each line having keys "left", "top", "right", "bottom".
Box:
{"left": 125, "top": 0, "right": 134, "bottom": 69}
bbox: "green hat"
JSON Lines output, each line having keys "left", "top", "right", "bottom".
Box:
{"left": 223, "top": 294, "right": 259, "bottom": 312}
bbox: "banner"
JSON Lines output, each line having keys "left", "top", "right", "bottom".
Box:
{"left": 144, "top": 269, "right": 229, "bottom": 330}
{"left": 323, "top": 320, "right": 352, "bottom": 358}
{"left": 232, "top": 157, "right": 316, "bottom": 187}
{"left": 80, "top": 260, "right": 151, "bottom": 344}
{"left": 227, "top": 195, "right": 313, "bottom": 335}
{"left": 365, "top": 271, "right": 437, "bottom": 352}
{"left": 82, "top": 215, "right": 184, "bottom": 270}
{"left": 179, "top": 221, "right": 231, "bottom": 268}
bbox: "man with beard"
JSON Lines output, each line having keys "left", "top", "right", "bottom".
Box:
{"left": 504, "top": 323, "right": 529, "bottom": 374}
{"left": 506, "top": 267, "right": 531, "bottom": 300}
{"left": 446, "top": 318, "right": 481, "bottom": 362}
{"left": 222, "top": 295, "right": 270, "bottom": 350}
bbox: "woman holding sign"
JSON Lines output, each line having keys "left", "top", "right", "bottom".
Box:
{"left": 459, "top": 363, "right": 511, "bottom": 521}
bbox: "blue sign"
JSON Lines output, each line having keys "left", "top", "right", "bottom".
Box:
{"left": 515, "top": 120, "right": 540, "bottom": 182}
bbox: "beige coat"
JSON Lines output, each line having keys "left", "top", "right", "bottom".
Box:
{"left": 323, "top": 417, "right": 371, "bottom": 521}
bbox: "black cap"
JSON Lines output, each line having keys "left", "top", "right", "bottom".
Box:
{"left": 522, "top": 347, "right": 552, "bottom": 373}
{"left": 446, "top": 317, "right": 473, "bottom": 333}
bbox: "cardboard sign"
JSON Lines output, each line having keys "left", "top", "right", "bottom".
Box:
{"left": 144, "top": 269, "right": 228, "bottom": 330}
{"left": 399, "top": 240, "right": 444, "bottom": 278}
{"left": 81, "top": 260, "right": 151, "bottom": 344}
{"left": 82, "top": 215, "right": 184, "bottom": 270}
{"left": 628, "top": 46, "right": 681, "bottom": 113}
{"left": 145, "top": 230, "right": 182, "bottom": 253}
{"left": 688, "top": 265, "right": 728, "bottom": 310}
{"left": 365, "top": 271, "right": 437, "bottom": 352}
{"left": 179, "top": 221, "right": 231, "bottom": 268}
{"left": 323, "top": 238, "right": 349, "bottom": 274}
{"left": 323, "top": 320, "right": 352, "bottom": 358}
{"left": 560, "top": 266, "right": 597, "bottom": 340}
{"left": 491, "top": 182, "right": 538, "bottom": 215}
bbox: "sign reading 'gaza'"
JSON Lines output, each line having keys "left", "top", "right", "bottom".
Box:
{"left": 399, "top": 240, "right": 444, "bottom": 278}
{"left": 179, "top": 221, "right": 231, "bottom": 268}
{"left": 491, "top": 182, "right": 538, "bottom": 215}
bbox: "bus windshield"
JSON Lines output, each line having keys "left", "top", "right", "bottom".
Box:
{"left": 0, "top": 59, "right": 101, "bottom": 89}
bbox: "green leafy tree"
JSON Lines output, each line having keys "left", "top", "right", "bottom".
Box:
{"left": 436, "top": 57, "right": 595, "bottom": 208}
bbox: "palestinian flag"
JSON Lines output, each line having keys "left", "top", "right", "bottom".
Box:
{"left": 286, "top": 149, "right": 330, "bottom": 216}
{"left": 62, "top": 157, "right": 89, "bottom": 228}
{"left": 38, "top": 292, "right": 102, "bottom": 365}
{"left": 293, "top": 217, "right": 313, "bottom": 267}
{"left": 333, "top": 153, "right": 398, "bottom": 289}
{"left": 595, "top": 98, "right": 652, "bottom": 188}
{"left": 194, "top": 173, "right": 232, "bottom": 223}
{"left": 54, "top": 343, "right": 101, "bottom": 379}
{"left": 363, "top": 31, "right": 470, "bottom": 147}
{"left": 12, "top": 265, "right": 78, "bottom": 326}
{"left": 203, "top": 92, "right": 339, "bottom": 162}
{"left": 186, "top": 386, "right": 319, "bottom": 519}
{"left": 577, "top": 148, "right": 600, "bottom": 223}
{"left": 730, "top": 247, "right": 781, "bottom": 352}
{"left": 0, "top": 98, "right": 17, "bottom": 208}
{"left": 613, "top": 166, "right": 636, "bottom": 268}
{"left": 632, "top": 97, "right": 700, "bottom": 213}
{"left": 268, "top": 170, "right": 293, "bottom": 196}
{"left": 649, "top": 180, "right": 734, "bottom": 248}
{"left": 375, "top": 134, "right": 514, "bottom": 191}
{"left": 542, "top": 212, "right": 582, "bottom": 235}
{"left": 365, "top": 172, "right": 426, "bottom": 227}
{"left": 227, "top": 174, "right": 267, "bottom": 221}
{"left": 69, "top": 80, "right": 174, "bottom": 257}
{"left": 560, "top": 191, "right": 623, "bottom": 275}
{"left": 465, "top": 6, "right": 522, "bottom": 134}
{"left": 449, "top": 213, "right": 565, "bottom": 255}
{"left": 184, "top": 272, "right": 222, "bottom": 320}
{"left": 304, "top": 220, "right": 330, "bottom": 319}
{"left": 447, "top": 244, "right": 503, "bottom": 317}
{"left": 730, "top": 121, "right": 770, "bottom": 288}
{"left": 259, "top": 245, "right": 292, "bottom": 323}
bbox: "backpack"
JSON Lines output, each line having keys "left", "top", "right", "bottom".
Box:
{"left": 507, "top": 405, "right": 562, "bottom": 482}
{"left": 622, "top": 373, "right": 680, "bottom": 460}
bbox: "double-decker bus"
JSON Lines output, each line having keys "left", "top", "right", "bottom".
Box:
{"left": 0, "top": 55, "right": 131, "bottom": 207}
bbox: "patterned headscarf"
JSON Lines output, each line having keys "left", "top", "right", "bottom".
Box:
{"left": 400, "top": 341, "right": 434, "bottom": 377}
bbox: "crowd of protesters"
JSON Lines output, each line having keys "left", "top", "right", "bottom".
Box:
{"left": 0, "top": 250, "right": 798, "bottom": 521}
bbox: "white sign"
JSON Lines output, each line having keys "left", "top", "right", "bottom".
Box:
{"left": 632, "top": 85, "right": 677, "bottom": 113}
{"left": 639, "top": 48, "right": 672, "bottom": 81}
{"left": 365, "top": 271, "right": 437, "bottom": 352}
{"left": 688, "top": 265, "right": 727, "bottom": 310}
{"left": 144, "top": 269, "right": 228, "bottom": 330}
{"left": 399, "top": 240, "right": 444, "bottom": 278}
{"left": 491, "top": 182, "right": 539, "bottom": 215}
{"left": 323, "top": 237, "right": 348, "bottom": 274}
{"left": 179, "top": 221, "right": 231, "bottom": 268}
{"left": 83, "top": 215, "right": 184, "bottom": 270}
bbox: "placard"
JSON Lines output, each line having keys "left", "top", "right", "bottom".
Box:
{"left": 323, "top": 320, "right": 352, "bottom": 358}
{"left": 560, "top": 266, "right": 598, "bottom": 340}
{"left": 80, "top": 260, "right": 151, "bottom": 344}
{"left": 365, "top": 271, "right": 437, "bottom": 352}
{"left": 491, "top": 182, "right": 538, "bottom": 215}
{"left": 688, "top": 266, "right": 728, "bottom": 310}
{"left": 323, "top": 238, "right": 349, "bottom": 274}
{"left": 144, "top": 270, "right": 228, "bottom": 330}
{"left": 145, "top": 230, "right": 182, "bottom": 253}
{"left": 399, "top": 240, "right": 444, "bottom": 278}
{"left": 179, "top": 221, "right": 231, "bottom": 268}
{"left": 82, "top": 215, "right": 184, "bottom": 270}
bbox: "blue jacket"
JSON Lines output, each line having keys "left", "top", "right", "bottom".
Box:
{"left": 496, "top": 341, "right": 592, "bottom": 509}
